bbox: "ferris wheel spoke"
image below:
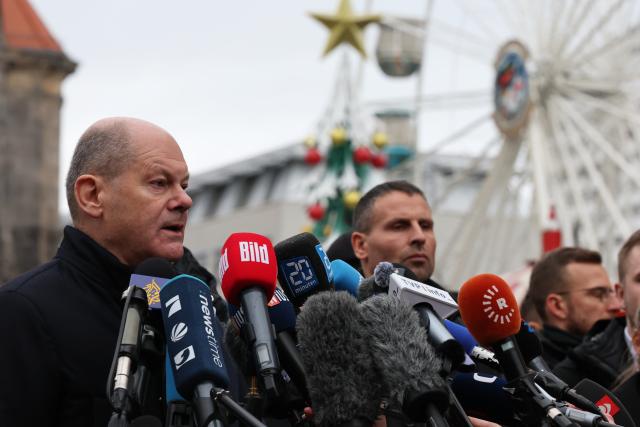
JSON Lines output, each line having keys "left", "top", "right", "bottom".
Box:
{"left": 441, "top": 137, "right": 522, "bottom": 286}
{"left": 451, "top": 0, "right": 500, "bottom": 41}
{"left": 564, "top": 0, "right": 627, "bottom": 63}
{"left": 571, "top": 23, "right": 640, "bottom": 69}
{"left": 553, "top": 0, "right": 596, "bottom": 58}
{"left": 430, "top": 18, "right": 495, "bottom": 50}
{"left": 553, "top": 99, "right": 632, "bottom": 238}
{"left": 365, "top": 90, "right": 491, "bottom": 112}
{"left": 429, "top": 35, "right": 495, "bottom": 65}
{"left": 416, "top": 112, "right": 493, "bottom": 160}
{"left": 432, "top": 136, "right": 501, "bottom": 208}
{"left": 555, "top": 95, "right": 640, "bottom": 189}
{"left": 544, "top": 0, "right": 568, "bottom": 57}
{"left": 544, "top": 101, "right": 599, "bottom": 249}
{"left": 567, "top": 89, "right": 640, "bottom": 131}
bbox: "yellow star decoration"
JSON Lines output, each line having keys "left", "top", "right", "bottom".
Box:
{"left": 310, "top": 0, "right": 380, "bottom": 58}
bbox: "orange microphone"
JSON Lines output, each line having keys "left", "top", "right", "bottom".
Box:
{"left": 458, "top": 273, "right": 528, "bottom": 381}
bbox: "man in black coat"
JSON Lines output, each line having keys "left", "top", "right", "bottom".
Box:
{"left": 526, "top": 247, "right": 622, "bottom": 369}
{"left": 0, "top": 117, "right": 194, "bottom": 426}
{"left": 553, "top": 229, "right": 640, "bottom": 388}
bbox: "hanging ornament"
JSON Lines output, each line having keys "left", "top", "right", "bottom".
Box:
{"left": 307, "top": 203, "right": 325, "bottom": 221}
{"left": 304, "top": 147, "right": 322, "bottom": 165}
{"left": 302, "top": 224, "right": 314, "bottom": 233}
{"left": 372, "top": 131, "right": 388, "bottom": 149}
{"left": 323, "top": 224, "right": 333, "bottom": 237}
{"left": 371, "top": 152, "right": 388, "bottom": 169}
{"left": 343, "top": 190, "right": 361, "bottom": 210}
{"left": 331, "top": 127, "right": 348, "bottom": 145}
{"left": 352, "top": 146, "right": 372, "bottom": 164}
{"left": 303, "top": 136, "right": 317, "bottom": 148}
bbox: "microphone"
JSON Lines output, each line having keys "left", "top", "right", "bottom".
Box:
{"left": 229, "top": 288, "right": 309, "bottom": 403}
{"left": 451, "top": 373, "right": 623, "bottom": 427}
{"left": 365, "top": 262, "right": 464, "bottom": 371}
{"left": 108, "top": 258, "right": 176, "bottom": 425}
{"left": 160, "top": 274, "right": 229, "bottom": 427}
{"left": 514, "top": 321, "right": 602, "bottom": 415}
{"left": 443, "top": 319, "right": 500, "bottom": 370}
{"left": 219, "top": 232, "right": 282, "bottom": 400}
{"left": 330, "top": 259, "right": 363, "bottom": 297}
{"left": 576, "top": 379, "right": 637, "bottom": 427}
{"left": 296, "top": 291, "right": 384, "bottom": 427}
{"left": 359, "top": 294, "right": 451, "bottom": 425}
{"left": 274, "top": 232, "right": 333, "bottom": 310}
{"left": 450, "top": 372, "right": 515, "bottom": 426}
{"left": 458, "top": 273, "right": 575, "bottom": 427}
{"left": 356, "top": 261, "right": 395, "bottom": 302}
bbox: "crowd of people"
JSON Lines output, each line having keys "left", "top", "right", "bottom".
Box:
{"left": 0, "top": 117, "right": 638, "bottom": 426}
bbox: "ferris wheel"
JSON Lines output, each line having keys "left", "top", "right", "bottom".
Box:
{"left": 302, "top": 0, "right": 640, "bottom": 291}
{"left": 398, "top": 0, "right": 640, "bottom": 290}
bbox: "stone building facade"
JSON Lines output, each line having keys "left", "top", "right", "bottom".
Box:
{"left": 0, "top": 0, "right": 75, "bottom": 282}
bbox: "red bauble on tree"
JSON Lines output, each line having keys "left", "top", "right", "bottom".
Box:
{"left": 352, "top": 146, "right": 372, "bottom": 164}
{"left": 371, "top": 152, "right": 388, "bottom": 168}
{"left": 307, "top": 203, "right": 325, "bottom": 221}
{"left": 304, "top": 148, "right": 322, "bottom": 166}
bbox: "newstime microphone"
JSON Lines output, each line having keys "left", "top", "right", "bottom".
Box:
{"left": 160, "top": 274, "right": 229, "bottom": 427}
{"left": 219, "top": 233, "right": 282, "bottom": 401}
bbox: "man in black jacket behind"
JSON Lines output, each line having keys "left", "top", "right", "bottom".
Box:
{"left": 527, "top": 247, "right": 621, "bottom": 369}
{"left": 0, "top": 117, "right": 193, "bottom": 426}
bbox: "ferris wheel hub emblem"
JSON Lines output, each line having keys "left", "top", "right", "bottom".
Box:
{"left": 493, "top": 40, "right": 532, "bottom": 140}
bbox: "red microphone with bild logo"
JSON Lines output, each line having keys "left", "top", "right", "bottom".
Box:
{"left": 219, "top": 232, "right": 282, "bottom": 401}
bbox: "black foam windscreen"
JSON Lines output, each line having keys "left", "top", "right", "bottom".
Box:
{"left": 296, "top": 291, "right": 383, "bottom": 426}
{"left": 359, "top": 294, "right": 448, "bottom": 412}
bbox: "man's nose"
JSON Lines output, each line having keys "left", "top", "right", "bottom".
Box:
{"left": 170, "top": 186, "right": 192, "bottom": 211}
{"left": 409, "top": 222, "right": 426, "bottom": 244}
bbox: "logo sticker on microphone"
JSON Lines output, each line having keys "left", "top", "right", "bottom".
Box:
{"left": 482, "top": 284, "right": 516, "bottom": 324}
{"left": 170, "top": 322, "right": 188, "bottom": 342}
{"left": 239, "top": 241, "right": 269, "bottom": 264}
{"left": 174, "top": 345, "right": 196, "bottom": 370}
{"left": 596, "top": 395, "right": 620, "bottom": 417}
{"left": 165, "top": 294, "right": 182, "bottom": 317}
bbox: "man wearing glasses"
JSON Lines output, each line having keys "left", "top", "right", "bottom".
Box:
{"left": 527, "top": 247, "right": 621, "bottom": 370}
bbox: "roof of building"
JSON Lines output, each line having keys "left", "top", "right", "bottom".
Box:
{"left": 1, "top": 0, "right": 62, "bottom": 52}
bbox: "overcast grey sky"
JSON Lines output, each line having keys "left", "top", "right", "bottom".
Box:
{"left": 29, "top": 0, "right": 511, "bottom": 215}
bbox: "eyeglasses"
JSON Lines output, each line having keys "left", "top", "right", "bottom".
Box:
{"left": 555, "top": 286, "right": 616, "bottom": 302}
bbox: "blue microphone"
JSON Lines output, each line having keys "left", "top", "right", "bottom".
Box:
{"left": 330, "top": 259, "right": 363, "bottom": 297}
{"left": 160, "top": 274, "right": 229, "bottom": 427}
{"left": 444, "top": 319, "right": 500, "bottom": 370}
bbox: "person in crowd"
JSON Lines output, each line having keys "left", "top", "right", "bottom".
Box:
{"left": 350, "top": 180, "right": 442, "bottom": 288}
{"left": 527, "top": 247, "right": 621, "bottom": 369}
{"left": 0, "top": 117, "right": 193, "bottom": 426}
{"left": 552, "top": 232, "right": 640, "bottom": 388}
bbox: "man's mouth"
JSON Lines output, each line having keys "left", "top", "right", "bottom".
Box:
{"left": 162, "top": 224, "right": 184, "bottom": 233}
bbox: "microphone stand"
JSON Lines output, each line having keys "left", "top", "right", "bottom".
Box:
{"left": 212, "top": 387, "right": 267, "bottom": 427}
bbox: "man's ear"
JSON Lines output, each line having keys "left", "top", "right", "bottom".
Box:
{"left": 74, "top": 174, "right": 105, "bottom": 219}
{"left": 545, "top": 293, "right": 568, "bottom": 321}
{"left": 351, "top": 231, "right": 367, "bottom": 261}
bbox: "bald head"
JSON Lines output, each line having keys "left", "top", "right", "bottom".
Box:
{"left": 65, "top": 117, "right": 176, "bottom": 220}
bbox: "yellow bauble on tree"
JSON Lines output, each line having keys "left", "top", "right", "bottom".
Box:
{"left": 343, "top": 190, "right": 361, "bottom": 210}
{"left": 302, "top": 224, "right": 314, "bottom": 233}
{"left": 331, "top": 127, "right": 348, "bottom": 145}
{"left": 372, "top": 131, "right": 388, "bottom": 149}
{"left": 303, "top": 136, "right": 317, "bottom": 148}
{"left": 323, "top": 224, "right": 333, "bottom": 236}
